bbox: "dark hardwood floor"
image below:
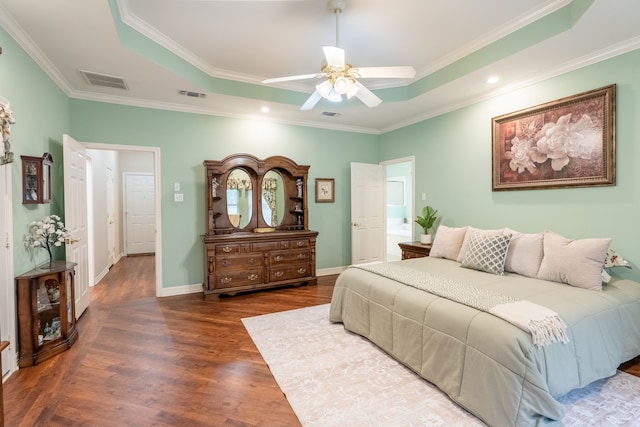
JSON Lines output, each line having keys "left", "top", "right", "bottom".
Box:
{"left": 4, "top": 255, "right": 640, "bottom": 426}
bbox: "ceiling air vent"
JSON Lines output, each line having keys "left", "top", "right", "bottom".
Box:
{"left": 80, "top": 70, "right": 128, "bottom": 90}
{"left": 178, "top": 90, "right": 206, "bottom": 98}
{"left": 322, "top": 111, "right": 341, "bottom": 117}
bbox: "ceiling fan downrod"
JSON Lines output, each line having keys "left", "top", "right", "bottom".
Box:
{"left": 328, "top": 0, "right": 345, "bottom": 47}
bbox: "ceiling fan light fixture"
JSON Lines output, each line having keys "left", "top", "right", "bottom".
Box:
{"left": 333, "top": 76, "right": 352, "bottom": 94}
{"left": 326, "top": 89, "right": 343, "bottom": 103}
{"left": 345, "top": 84, "right": 359, "bottom": 100}
{"left": 316, "top": 80, "right": 333, "bottom": 98}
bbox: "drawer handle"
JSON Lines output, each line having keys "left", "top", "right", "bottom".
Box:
{"left": 249, "top": 258, "right": 257, "bottom": 265}
{"left": 275, "top": 271, "right": 284, "bottom": 277}
{"left": 222, "top": 246, "right": 233, "bottom": 253}
{"left": 297, "top": 253, "right": 307, "bottom": 259}
{"left": 274, "top": 255, "right": 284, "bottom": 262}
{"left": 248, "top": 273, "right": 259, "bottom": 281}
{"left": 220, "top": 277, "right": 232, "bottom": 284}
{"left": 296, "top": 241, "right": 305, "bottom": 247}
{"left": 222, "top": 259, "right": 231, "bottom": 267}
{"left": 297, "top": 268, "right": 307, "bottom": 275}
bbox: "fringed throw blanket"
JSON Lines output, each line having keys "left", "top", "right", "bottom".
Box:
{"left": 354, "top": 263, "right": 569, "bottom": 346}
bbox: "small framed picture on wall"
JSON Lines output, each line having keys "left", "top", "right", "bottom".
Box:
{"left": 315, "top": 178, "right": 335, "bottom": 203}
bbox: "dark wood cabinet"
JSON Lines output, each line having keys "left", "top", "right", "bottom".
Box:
{"left": 15, "top": 262, "right": 78, "bottom": 367}
{"left": 202, "top": 154, "right": 318, "bottom": 301}
{"left": 399, "top": 241, "right": 432, "bottom": 260}
{"left": 20, "top": 153, "right": 52, "bottom": 204}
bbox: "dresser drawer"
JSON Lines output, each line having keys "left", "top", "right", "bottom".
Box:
{"left": 269, "top": 263, "right": 311, "bottom": 282}
{"left": 214, "top": 269, "right": 263, "bottom": 289}
{"left": 215, "top": 254, "right": 263, "bottom": 270}
{"left": 215, "top": 244, "right": 240, "bottom": 255}
{"left": 270, "top": 249, "right": 310, "bottom": 265}
{"left": 288, "top": 239, "right": 309, "bottom": 249}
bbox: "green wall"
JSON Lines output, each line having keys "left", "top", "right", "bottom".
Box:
{"left": 381, "top": 48, "right": 640, "bottom": 281}
{"left": 69, "top": 101, "right": 379, "bottom": 287}
{"left": 5, "top": 20, "right": 640, "bottom": 286}
{"left": 0, "top": 27, "right": 70, "bottom": 276}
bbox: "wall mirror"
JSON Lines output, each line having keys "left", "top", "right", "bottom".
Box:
{"left": 261, "top": 170, "right": 285, "bottom": 227}
{"left": 226, "top": 168, "right": 252, "bottom": 229}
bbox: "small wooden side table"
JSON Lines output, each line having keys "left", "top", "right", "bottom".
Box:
{"left": 0, "top": 340, "right": 9, "bottom": 427}
{"left": 399, "top": 241, "right": 432, "bottom": 260}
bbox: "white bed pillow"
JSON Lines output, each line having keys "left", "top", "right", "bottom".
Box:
{"left": 429, "top": 225, "right": 468, "bottom": 261}
{"left": 503, "top": 228, "right": 544, "bottom": 278}
{"left": 537, "top": 231, "right": 612, "bottom": 291}
{"left": 461, "top": 232, "right": 512, "bottom": 275}
{"left": 456, "top": 227, "right": 505, "bottom": 263}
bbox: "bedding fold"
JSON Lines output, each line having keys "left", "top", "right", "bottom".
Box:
{"left": 354, "top": 262, "right": 569, "bottom": 346}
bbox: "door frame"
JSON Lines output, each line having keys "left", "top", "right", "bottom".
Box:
{"left": 83, "top": 142, "right": 162, "bottom": 298}
{"left": 0, "top": 164, "right": 16, "bottom": 378}
{"left": 381, "top": 156, "right": 416, "bottom": 259}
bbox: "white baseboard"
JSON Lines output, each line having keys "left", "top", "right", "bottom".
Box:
{"left": 317, "top": 266, "right": 347, "bottom": 276}
{"left": 157, "top": 267, "right": 348, "bottom": 298}
{"left": 93, "top": 266, "right": 110, "bottom": 286}
{"left": 159, "top": 283, "right": 203, "bottom": 297}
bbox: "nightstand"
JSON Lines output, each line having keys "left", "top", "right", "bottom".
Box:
{"left": 399, "top": 241, "right": 432, "bottom": 260}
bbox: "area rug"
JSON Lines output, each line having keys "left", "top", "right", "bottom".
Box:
{"left": 243, "top": 304, "right": 640, "bottom": 427}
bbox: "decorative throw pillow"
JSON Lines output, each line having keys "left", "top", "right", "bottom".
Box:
{"left": 503, "top": 228, "right": 544, "bottom": 278}
{"left": 602, "top": 248, "right": 631, "bottom": 283}
{"left": 429, "top": 225, "right": 468, "bottom": 261}
{"left": 456, "top": 227, "right": 505, "bottom": 263}
{"left": 461, "top": 232, "right": 512, "bottom": 275}
{"left": 537, "top": 231, "right": 612, "bottom": 291}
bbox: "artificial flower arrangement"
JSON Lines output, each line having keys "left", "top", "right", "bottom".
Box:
{"left": 24, "top": 215, "right": 71, "bottom": 266}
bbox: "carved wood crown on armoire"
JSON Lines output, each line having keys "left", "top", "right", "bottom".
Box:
{"left": 201, "top": 153, "right": 318, "bottom": 301}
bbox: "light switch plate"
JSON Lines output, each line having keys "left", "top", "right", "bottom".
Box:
{"left": 174, "top": 182, "right": 180, "bottom": 191}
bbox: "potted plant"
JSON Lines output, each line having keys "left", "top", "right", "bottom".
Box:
{"left": 415, "top": 205, "right": 438, "bottom": 244}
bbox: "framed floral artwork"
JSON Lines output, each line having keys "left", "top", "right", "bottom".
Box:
{"left": 315, "top": 178, "right": 334, "bottom": 203}
{"left": 491, "top": 84, "right": 616, "bottom": 191}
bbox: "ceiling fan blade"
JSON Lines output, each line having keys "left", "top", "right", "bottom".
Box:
{"left": 353, "top": 81, "right": 382, "bottom": 108}
{"left": 322, "top": 46, "right": 345, "bottom": 69}
{"left": 300, "top": 91, "right": 323, "bottom": 111}
{"left": 352, "top": 66, "right": 416, "bottom": 79}
{"left": 262, "top": 73, "right": 321, "bottom": 84}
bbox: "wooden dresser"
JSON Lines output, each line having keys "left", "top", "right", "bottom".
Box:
{"left": 202, "top": 154, "right": 318, "bottom": 301}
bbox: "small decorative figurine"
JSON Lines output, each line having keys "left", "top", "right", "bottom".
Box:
{"left": 296, "top": 178, "right": 303, "bottom": 198}
{"left": 211, "top": 177, "right": 219, "bottom": 198}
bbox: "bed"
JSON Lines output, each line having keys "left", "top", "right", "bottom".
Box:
{"left": 329, "top": 227, "right": 640, "bottom": 426}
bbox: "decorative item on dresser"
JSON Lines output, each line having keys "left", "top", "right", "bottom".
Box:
{"left": 15, "top": 261, "right": 78, "bottom": 367}
{"left": 398, "top": 241, "right": 432, "bottom": 260}
{"left": 202, "top": 154, "right": 319, "bottom": 301}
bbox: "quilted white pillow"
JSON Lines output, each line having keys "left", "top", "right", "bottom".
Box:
{"left": 456, "top": 227, "right": 505, "bottom": 263}
{"left": 503, "top": 228, "right": 544, "bottom": 278}
{"left": 429, "top": 225, "right": 468, "bottom": 261}
{"left": 461, "top": 232, "right": 512, "bottom": 275}
{"left": 537, "top": 231, "right": 612, "bottom": 291}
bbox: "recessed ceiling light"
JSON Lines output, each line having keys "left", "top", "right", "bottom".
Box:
{"left": 486, "top": 76, "right": 500, "bottom": 84}
{"left": 261, "top": 106, "right": 270, "bottom": 113}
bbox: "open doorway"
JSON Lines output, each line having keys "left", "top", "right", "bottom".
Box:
{"left": 83, "top": 143, "right": 161, "bottom": 297}
{"left": 383, "top": 157, "right": 415, "bottom": 261}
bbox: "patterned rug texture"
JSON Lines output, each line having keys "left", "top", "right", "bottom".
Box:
{"left": 242, "top": 304, "right": 640, "bottom": 427}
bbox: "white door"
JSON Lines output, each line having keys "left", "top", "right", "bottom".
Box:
{"left": 351, "top": 162, "right": 385, "bottom": 264}
{"left": 125, "top": 173, "right": 155, "bottom": 254}
{"left": 0, "top": 163, "right": 15, "bottom": 376}
{"left": 106, "top": 167, "right": 116, "bottom": 266}
{"left": 63, "top": 134, "right": 90, "bottom": 318}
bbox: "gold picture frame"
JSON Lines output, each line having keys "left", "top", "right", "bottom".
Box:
{"left": 492, "top": 84, "right": 616, "bottom": 191}
{"left": 315, "top": 178, "right": 335, "bottom": 203}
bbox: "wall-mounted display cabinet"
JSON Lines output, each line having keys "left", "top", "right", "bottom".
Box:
{"left": 20, "top": 153, "right": 52, "bottom": 204}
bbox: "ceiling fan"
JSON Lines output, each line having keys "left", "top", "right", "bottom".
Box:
{"left": 262, "top": 0, "right": 416, "bottom": 111}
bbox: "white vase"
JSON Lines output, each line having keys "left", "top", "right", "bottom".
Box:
{"left": 420, "top": 233, "right": 431, "bottom": 244}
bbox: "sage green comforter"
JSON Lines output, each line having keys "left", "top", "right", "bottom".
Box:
{"left": 329, "top": 257, "right": 640, "bottom": 427}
